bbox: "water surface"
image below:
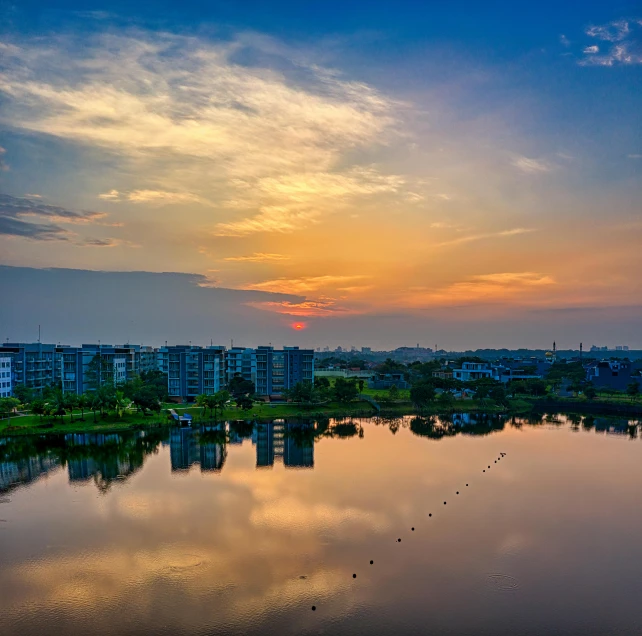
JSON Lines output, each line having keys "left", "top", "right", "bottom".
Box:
{"left": 1, "top": 414, "right": 641, "bottom": 635}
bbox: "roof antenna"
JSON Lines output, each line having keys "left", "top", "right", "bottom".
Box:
{"left": 38, "top": 324, "right": 41, "bottom": 343}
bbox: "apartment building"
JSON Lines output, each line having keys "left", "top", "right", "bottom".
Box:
{"left": 1, "top": 343, "right": 58, "bottom": 393}
{"left": 0, "top": 356, "right": 12, "bottom": 398}
{"left": 255, "top": 346, "right": 314, "bottom": 397}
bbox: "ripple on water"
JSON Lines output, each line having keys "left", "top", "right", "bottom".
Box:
{"left": 164, "top": 554, "right": 206, "bottom": 576}
{"left": 485, "top": 574, "right": 520, "bottom": 592}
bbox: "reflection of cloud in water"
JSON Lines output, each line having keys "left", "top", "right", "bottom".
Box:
{"left": 250, "top": 497, "right": 390, "bottom": 533}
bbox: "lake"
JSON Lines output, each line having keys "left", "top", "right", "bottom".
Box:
{"left": 1, "top": 414, "right": 641, "bottom": 635}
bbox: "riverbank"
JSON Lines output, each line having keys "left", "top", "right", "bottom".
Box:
{"left": 1, "top": 395, "right": 640, "bottom": 437}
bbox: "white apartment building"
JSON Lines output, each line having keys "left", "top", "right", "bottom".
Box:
{"left": 0, "top": 356, "right": 13, "bottom": 398}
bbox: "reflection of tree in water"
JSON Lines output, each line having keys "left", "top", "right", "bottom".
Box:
{"left": 199, "top": 426, "right": 228, "bottom": 446}
{"left": 228, "top": 420, "right": 254, "bottom": 440}
{"left": 409, "top": 417, "right": 455, "bottom": 440}
{"left": 1, "top": 429, "right": 168, "bottom": 494}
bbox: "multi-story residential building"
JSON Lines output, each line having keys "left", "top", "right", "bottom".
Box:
{"left": 586, "top": 360, "right": 641, "bottom": 392}
{"left": 226, "top": 347, "right": 257, "bottom": 387}
{"left": 157, "top": 345, "right": 226, "bottom": 401}
{"left": 1, "top": 343, "right": 59, "bottom": 393}
{"left": 0, "top": 356, "right": 12, "bottom": 398}
{"left": 452, "top": 362, "right": 494, "bottom": 382}
{"left": 255, "top": 346, "right": 314, "bottom": 397}
{"left": 56, "top": 344, "right": 142, "bottom": 393}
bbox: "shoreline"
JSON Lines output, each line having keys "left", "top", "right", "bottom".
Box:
{"left": 1, "top": 396, "right": 640, "bottom": 437}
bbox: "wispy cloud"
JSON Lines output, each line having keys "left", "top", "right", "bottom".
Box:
{"left": 246, "top": 274, "right": 367, "bottom": 294}
{"left": 436, "top": 227, "right": 535, "bottom": 247}
{"left": 249, "top": 298, "right": 350, "bottom": 316}
{"left": 511, "top": 156, "right": 552, "bottom": 174}
{"left": 403, "top": 272, "right": 555, "bottom": 307}
{"left": 0, "top": 146, "right": 7, "bottom": 171}
{"left": 0, "top": 193, "right": 110, "bottom": 242}
{"left": 580, "top": 19, "right": 642, "bottom": 66}
{"left": 627, "top": 154, "right": 642, "bottom": 159}
{"left": 0, "top": 31, "right": 409, "bottom": 235}
{"left": 224, "top": 253, "right": 290, "bottom": 262}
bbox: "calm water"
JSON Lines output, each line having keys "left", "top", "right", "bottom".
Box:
{"left": 1, "top": 414, "right": 641, "bottom": 636}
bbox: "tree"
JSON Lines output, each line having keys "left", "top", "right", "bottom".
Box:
{"left": 0, "top": 397, "right": 21, "bottom": 423}
{"left": 358, "top": 379, "right": 365, "bottom": 393}
{"left": 85, "top": 353, "right": 114, "bottom": 391}
{"left": 13, "top": 384, "right": 33, "bottom": 405}
{"left": 437, "top": 391, "right": 455, "bottom": 408}
{"left": 50, "top": 390, "right": 67, "bottom": 422}
{"left": 31, "top": 398, "right": 46, "bottom": 422}
{"left": 140, "top": 370, "right": 169, "bottom": 403}
{"left": 89, "top": 392, "right": 102, "bottom": 422}
{"left": 489, "top": 385, "right": 509, "bottom": 407}
{"left": 315, "top": 376, "right": 330, "bottom": 389}
{"left": 228, "top": 375, "right": 255, "bottom": 398}
{"left": 410, "top": 382, "right": 436, "bottom": 410}
{"left": 584, "top": 385, "right": 597, "bottom": 400}
{"left": 626, "top": 381, "right": 640, "bottom": 402}
{"left": 196, "top": 393, "right": 209, "bottom": 418}
{"left": 388, "top": 384, "right": 400, "bottom": 401}
{"left": 286, "top": 381, "right": 321, "bottom": 409}
{"left": 235, "top": 395, "right": 254, "bottom": 411}
{"left": 131, "top": 386, "right": 160, "bottom": 415}
{"left": 113, "top": 391, "right": 131, "bottom": 418}
{"left": 63, "top": 392, "right": 78, "bottom": 423}
{"left": 332, "top": 377, "right": 359, "bottom": 404}
{"left": 76, "top": 393, "right": 88, "bottom": 420}
{"left": 206, "top": 390, "right": 230, "bottom": 420}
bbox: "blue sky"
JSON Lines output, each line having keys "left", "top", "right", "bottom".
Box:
{"left": 0, "top": 1, "right": 641, "bottom": 348}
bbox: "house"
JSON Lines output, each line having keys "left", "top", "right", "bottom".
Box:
{"left": 586, "top": 360, "right": 641, "bottom": 392}
{"left": 368, "top": 373, "right": 410, "bottom": 390}
{"left": 452, "top": 362, "right": 494, "bottom": 382}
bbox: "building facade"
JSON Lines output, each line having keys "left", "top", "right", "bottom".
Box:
{"left": 0, "top": 356, "right": 12, "bottom": 398}
{"left": 226, "top": 347, "right": 257, "bottom": 387}
{"left": 255, "top": 346, "right": 314, "bottom": 397}
{"left": 1, "top": 343, "right": 59, "bottom": 393}
{"left": 157, "top": 345, "right": 226, "bottom": 401}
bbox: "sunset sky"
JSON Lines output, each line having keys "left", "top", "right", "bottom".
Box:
{"left": 1, "top": 1, "right": 641, "bottom": 349}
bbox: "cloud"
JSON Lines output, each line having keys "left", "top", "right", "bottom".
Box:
{"left": 223, "top": 253, "right": 290, "bottom": 262}
{"left": 0, "top": 31, "right": 406, "bottom": 234}
{"left": 99, "top": 189, "right": 205, "bottom": 205}
{"left": 246, "top": 274, "right": 367, "bottom": 294}
{"left": 511, "top": 156, "right": 552, "bottom": 174}
{"left": 215, "top": 167, "right": 410, "bottom": 236}
{"left": 436, "top": 227, "right": 535, "bottom": 247}
{"left": 403, "top": 272, "right": 555, "bottom": 307}
{"left": 0, "top": 193, "right": 109, "bottom": 241}
{"left": 580, "top": 19, "right": 642, "bottom": 66}
{"left": 627, "top": 154, "right": 642, "bottom": 159}
{"left": 249, "top": 298, "right": 350, "bottom": 316}
{"left": 559, "top": 34, "right": 571, "bottom": 47}
{"left": 0, "top": 146, "right": 7, "bottom": 171}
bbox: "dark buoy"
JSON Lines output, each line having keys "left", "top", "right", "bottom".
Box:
{"left": 370, "top": 560, "right": 374, "bottom": 565}
{"left": 488, "top": 466, "right": 490, "bottom": 468}
{"left": 444, "top": 501, "right": 447, "bottom": 505}
{"left": 483, "top": 470, "right": 485, "bottom": 472}
{"left": 312, "top": 606, "right": 316, "bottom": 611}
{"left": 412, "top": 527, "right": 415, "bottom": 531}
{"left": 397, "top": 538, "right": 401, "bottom": 542}
{"left": 429, "top": 513, "right": 432, "bottom": 517}
{"left": 466, "top": 484, "right": 469, "bottom": 486}
{"left": 353, "top": 573, "right": 357, "bottom": 579}
{"left": 456, "top": 491, "right": 459, "bottom": 494}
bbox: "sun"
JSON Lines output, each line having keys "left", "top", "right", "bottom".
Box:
{"left": 291, "top": 322, "right": 307, "bottom": 331}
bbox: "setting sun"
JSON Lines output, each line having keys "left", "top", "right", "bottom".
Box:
{"left": 292, "top": 322, "right": 307, "bottom": 331}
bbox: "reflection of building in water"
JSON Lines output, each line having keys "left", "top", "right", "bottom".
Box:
{"left": 0, "top": 455, "right": 61, "bottom": 493}
{"left": 254, "top": 423, "right": 313, "bottom": 468}
{"left": 170, "top": 426, "right": 227, "bottom": 473}
{"left": 64, "top": 433, "right": 144, "bottom": 490}
{"left": 200, "top": 442, "right": 227, "bottom": 472}
{"left": 170, "top": 427, "right": 200, "bottom": 472}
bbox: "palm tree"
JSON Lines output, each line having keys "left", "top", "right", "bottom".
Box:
{"left": 64, "top": 392, "right": 78, "bottom": 423}
{"left": 196, "top": 393, "right": 208, "bottom": 419}
{"left": 89, "top": 393, "right": 102, "bottom": 422}
{"left": 113, "top": 391, "right": 131, "bottom": 418}
{"left": 51, "top": 390, "right": 67, "bottom": 423}
{"left": 31, "top": 398, "right": 46, "bottom": 422}
{"left": 77, "top": 394, "right": 88, "bottom": 421}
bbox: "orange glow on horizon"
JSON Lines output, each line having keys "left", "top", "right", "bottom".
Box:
{"left": 291, "top": 322, "right": 307, "bottom": 331}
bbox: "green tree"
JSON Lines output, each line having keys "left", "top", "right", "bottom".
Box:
{"left": 196, "top": 393, "right": 209, "bottom": 419}
{"left": 0, "top": 397, "right": 21, "bottom": 423}
{"left": 113, "top": 391, "right": 131, "bottom": 418}
{"left": 358, "top": 379, "right": 365, "bottom": 393}
{"left": 410, "top": 382, "right": 436, "bottom": 410}
{"left": 228, "top": 375, "right": 255, "bottom": 398}
{"left": 584, "top": 385, "right": 597, "bottom": 400}
{"left": 388, "top": 384, "right": 400, "bottom": 401}
{"left": 85, "top": 353, "right": 113, "bottom": 391}
{"left": 89, "top": 392, "right": 102, "bottom": 422}
{"left": 50, "top": 390, "right": 67, "bottom": 422}
{"left": 76, "top": 393, "right": 88, "bottom": 420}
{"left": 206, "top": 390, "right": 230, "bottom": 420}
{"left": 235, "top": 395, "right": 254, "bottom": 411}
{"left": 13, "top": 384, "right": 33, "bottom": 405}
{"left": 140, "top": 370, "right": 169, "bottom": 402}
{"left": 332, "top": 377, "right": 359, "bottom": 404}
{"left": 437, "top": 391, "right": 455, "bottom": 408}
{"left": 64, "top": 392, "right": 78, "bottom": 423}
{"left": 626, "top": 381, "right": 640, "bottom": 402}
{"left": 31, "top": 398, "right": 46, "bottom": 421}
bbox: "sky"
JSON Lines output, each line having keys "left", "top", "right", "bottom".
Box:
{"left": 0, "top": 1, "right": 641, "bottom": 349}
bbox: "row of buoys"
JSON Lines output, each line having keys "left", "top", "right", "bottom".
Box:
{"left": 311, "top": 452, "right": 507, "bottom": 611}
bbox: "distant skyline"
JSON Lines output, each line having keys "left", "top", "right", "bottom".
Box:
{"left": 1, "top": 2, "right": 641, "bottom": 348}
